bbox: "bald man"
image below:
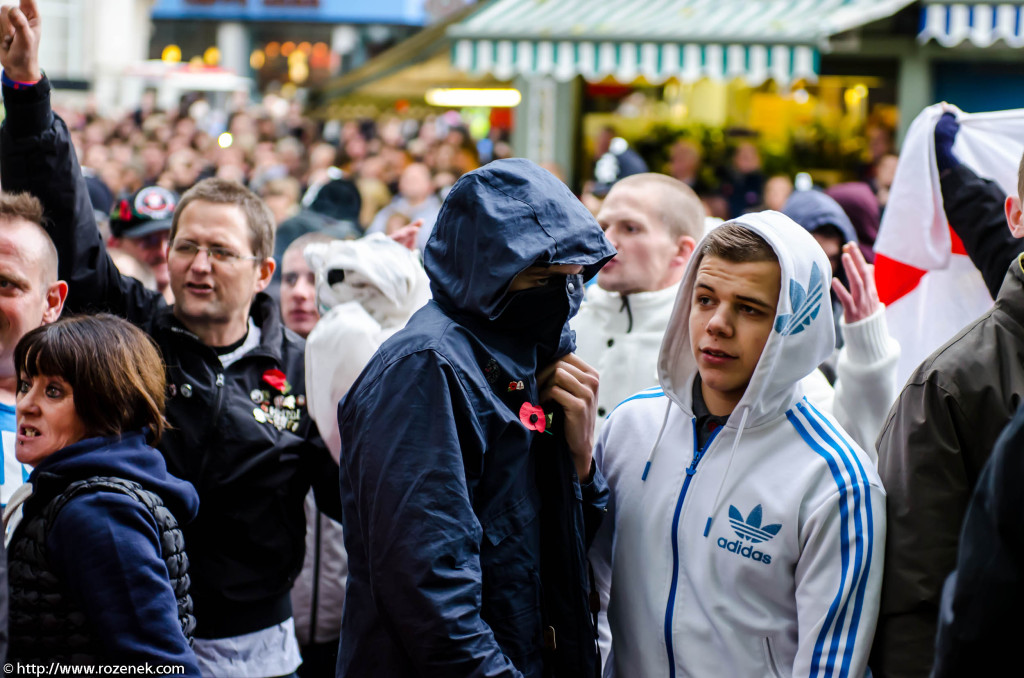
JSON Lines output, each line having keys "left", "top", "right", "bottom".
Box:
{"left": 573, "top": 173, "right": 703, "bottom": 433}
{"left": 0, "top": 191, "right": 68, "bottom": 505}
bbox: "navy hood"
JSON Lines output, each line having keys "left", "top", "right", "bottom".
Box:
{"left": 781, "top": 189, "right": 859, "bottom": 245}
{"left": 31, "top": 431, "right": 199, "bottom": 523}
{"left": 424, "top": 158, "right": 615, "bottom": 322}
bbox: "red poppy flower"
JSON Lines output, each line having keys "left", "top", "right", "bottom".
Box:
{"left": 118, "top": 199, "right": 132, "bottom": 222}
{"left": 262, "top": 369, "right": 290, "bottom": 394}
{"left": 519, "top": 402, "right": 546, "bottom": 433}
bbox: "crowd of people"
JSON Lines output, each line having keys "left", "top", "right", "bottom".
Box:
{"left": 0, "top": 1, "right": 1020, "bottom": 677}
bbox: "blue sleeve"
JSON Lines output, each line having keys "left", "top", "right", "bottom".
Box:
{"left": 47, "top": 492, "right": 200, "bottom": 676}
{"left": 339, "top": 351, "right": 520, "bottom": 677}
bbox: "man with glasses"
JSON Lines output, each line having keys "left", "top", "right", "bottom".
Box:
{"left": 0, "top": 3, "right": 340, "bottom": 674}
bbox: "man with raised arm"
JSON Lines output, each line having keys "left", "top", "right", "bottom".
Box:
{"left": 0, "top": 3, "right": 340, "bottom": 675}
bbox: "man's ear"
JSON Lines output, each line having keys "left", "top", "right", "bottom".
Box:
{"left": 1006, "top": 196, "right": 1024, "bottom": 239}
{"left": 41, "top": 280, "right": 68, "bottom": 324}
{"left": 254, "top": 257, "right": 276, "bottom": 293}
{"left": 673, "top": 235, "right": 698, "bottom": 268}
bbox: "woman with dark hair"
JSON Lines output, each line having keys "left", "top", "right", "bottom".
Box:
{"left": 2, "top": 314, "right": 200, "bottom": 673}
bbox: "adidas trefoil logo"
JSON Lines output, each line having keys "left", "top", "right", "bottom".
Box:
{"left": 728, "top": 504, "right": 782, "bottom": 543}
{"left": 774, "top": 262, "right": 824, "bottom": 336}
{"left": 717, "top": 504, "right": 781, "bottom": 566}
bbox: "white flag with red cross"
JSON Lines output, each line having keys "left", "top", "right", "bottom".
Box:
{"left": 874, "top": 103, "right": 1024, "bottom": 385}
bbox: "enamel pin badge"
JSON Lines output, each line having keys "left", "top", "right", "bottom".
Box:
{"left": 252, "top": 369, "right": 303, "bottom": 432}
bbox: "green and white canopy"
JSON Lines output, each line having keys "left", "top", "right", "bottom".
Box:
{"left": 449, "top": 0, "right": 916, "bottom": 86}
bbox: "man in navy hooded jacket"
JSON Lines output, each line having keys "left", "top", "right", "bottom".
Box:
{"left": 337, "top": 159, "right": 616, "bottom": 677}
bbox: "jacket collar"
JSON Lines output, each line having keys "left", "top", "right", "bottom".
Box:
{"left": 157, "top": 292, "right": 287, "bottom": 364}
{"left": 996, "top": 253, "right": 1024, "bottom": 321}
{"left": 587, "top": 281, "right": 681, "bottom": 310}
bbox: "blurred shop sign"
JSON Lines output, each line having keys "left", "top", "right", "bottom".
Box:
{"left": 152, "top": 0, "right": 428, "bottom": 24}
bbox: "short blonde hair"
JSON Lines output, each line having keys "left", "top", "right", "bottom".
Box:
{"left": 0, "top": 191, "right": 59, "bottom": 283}
{"left": 700, "top": 223, "right": 778, "bottom": 265}
{"left": 613, "top": 173, "right": 704, "bottom": 241}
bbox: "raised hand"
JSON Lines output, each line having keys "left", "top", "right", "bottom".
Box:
{"left": 0, "top": 0, "right": 41, "bottom": 82}
{"left": 934, "top": 110, "right": 961, "bottom": 173}
{"left": 831, "top": 241, "right": 882, "bottom": 324}
{"left": 388, "top": 218, "right": 423, "bottom": 250}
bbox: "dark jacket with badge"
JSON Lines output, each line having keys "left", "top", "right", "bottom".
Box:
{"left": 337, "top": 159, "right": 616, "bottom": 677}
{"left": 0, "top": 77, "right": 342, "bottom": 640}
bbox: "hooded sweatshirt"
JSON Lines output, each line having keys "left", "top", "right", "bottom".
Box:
{"left": 825, "top": 182, "right": 880, "bottom": 263}
{"left": 337, "top": 159, "right": 616, "bottom": 677}
{"left": 305, "top": 232, "right": 431, "bottom": 461}
{"left": 782, "top": 190, "right": 858, "bottom": 337}
{"left": 591, "top": 211, "right": 885, "bottom": 678}
{"left": 10, "top": 432, "right": 200, "bottom": 673}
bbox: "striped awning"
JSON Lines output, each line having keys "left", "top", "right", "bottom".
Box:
{"left": 448, "top": 0, "right": 916, "bottom": 86}
{"left": 918, "top": 2, "right": 1024, "bottom": 47}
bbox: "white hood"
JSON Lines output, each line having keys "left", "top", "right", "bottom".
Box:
{"left": 304, "top": 234, "right": 431, "bottom": 460}
{"left": 658, "top": 210, "right": 835, "bottom": 427}
{"left": 305, "top": 232, "right": 431, "bottom": 327}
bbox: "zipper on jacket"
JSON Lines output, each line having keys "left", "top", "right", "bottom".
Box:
{"left": 762, "top": 636, "right": 783, "bottom": 678}
{"left": 211, "top": 371, "right": 226, "bottom": 422}
{"left": 663, "top": 418, "right": 720, "bottom": 678}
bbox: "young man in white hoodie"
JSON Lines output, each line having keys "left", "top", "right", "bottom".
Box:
{"left": 592, "top": 213, "right": 885, "bottom": 677}
{"left": 574, "top": 174, "right": 899, "bottom": 456}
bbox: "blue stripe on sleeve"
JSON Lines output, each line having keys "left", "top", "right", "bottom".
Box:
{"left": 802, "top": 400, "right": 876, "bottom": 678}
{"left": 609, "top": 389, "right": 665, "bottom": 416}
{"left": 795, "top": 403, "right": 866, "bottom": 677}
{"left": 786, "top": 409, "right": 851, "bottom": 678}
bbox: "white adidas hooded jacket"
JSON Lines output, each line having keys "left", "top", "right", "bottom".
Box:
{"left": 592, "top": 211, "right": 885, "bottom": 678}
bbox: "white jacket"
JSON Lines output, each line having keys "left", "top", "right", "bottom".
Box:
{"left": 573, "top": 273, "right": 899, "bottom": 456}
{"left": 573, "top": 283, "right": 678, "bottom": 427}
{"left": 304, "top": 233, "right": 431, "bottom": 461}
{"left": 592, "top": 211, "right": 886, "bottom": 678}
{"left": 292, "top": 234, "right": 430, "bottom": 645}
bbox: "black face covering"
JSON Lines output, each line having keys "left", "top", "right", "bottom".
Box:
{"left": 493, "top": 274, "right": 585, "bottom": 357}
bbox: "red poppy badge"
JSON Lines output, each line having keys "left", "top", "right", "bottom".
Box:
{"left": 519, "top": 402, "right": 553, "bottom": 435}
{"left": 262, "top": 368, "right": 291, "bottom": 394}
